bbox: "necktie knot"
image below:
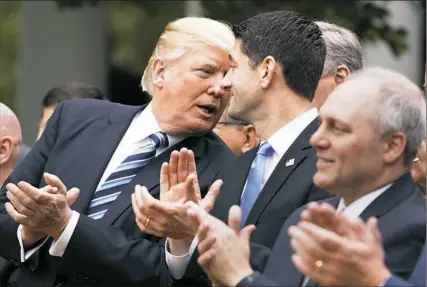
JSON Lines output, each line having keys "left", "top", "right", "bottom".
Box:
{"left": 149, "top": 132, "right": 169, "bottom": 149}
{"left": 257, "top": 142, "right": 273, "bottom": 157}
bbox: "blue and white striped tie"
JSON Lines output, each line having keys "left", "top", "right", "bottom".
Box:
{"left": 87, "top": 132, "right": 169, "bottom": 220}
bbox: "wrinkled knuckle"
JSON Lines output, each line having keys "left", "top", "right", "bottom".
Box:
{"left": 22, "top": 198, "right": 32, "bottom": 208}
{"left": 159, "top": 226, "right": 167, "bottom": 234}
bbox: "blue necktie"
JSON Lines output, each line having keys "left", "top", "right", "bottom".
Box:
{"left": 240, "top": 142, "right": 273, "bottom": 227}
{"left": 87, "top": 132, "right": 169, "bottom": 220}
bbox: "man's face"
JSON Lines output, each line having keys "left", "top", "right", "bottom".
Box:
{"left": 312, "top": 66, "right": 351, "bottom": 109}
{"left": 152, "top": 43, "right": 233, "bottom": 136}
{"left": 310, "top": 79, "right": 384, "bottom": 194}
{"left": 225, "top": 40, "right": 263, "bottom": 122}
{"left": 37, "top": 105, "right": 55, "bottom": 141}
{"left": 214, "top": 113, "right": 248, "bottom": 155}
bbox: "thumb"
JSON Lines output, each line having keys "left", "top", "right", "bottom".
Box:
{"left": 200, "top": 179, "right": 222, "bottom": 212}
{"left": 240, "top": 224, "right": 256, "bottom": 241}
{"left": 366, "top": 217, "right": 381, "bottom": 243}
{"left": 66, "top": 188, "right": 80, "bottom": 206}
{"left": 228, "top": 205, "right": 242, "bottom": 234}
{"left": 44, "top": 173, "right": 67, "bottom": 195}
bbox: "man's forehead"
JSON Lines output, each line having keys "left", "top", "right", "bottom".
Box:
{"left": 322, "top": 79, "right": 376, "bottom": 113}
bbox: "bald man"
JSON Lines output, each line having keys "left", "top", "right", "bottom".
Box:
{"left": 0, "top": 103, "right": 22, "bottom": 285}
{"left": 0, "top": 103, "right": 22, "bottom": 187}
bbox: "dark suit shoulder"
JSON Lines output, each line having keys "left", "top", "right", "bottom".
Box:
{"left": 60, "top": 99, "right": 139, "bottom": 120}
{"left": 201, "top": 131, "right": 236, "bottom": 162}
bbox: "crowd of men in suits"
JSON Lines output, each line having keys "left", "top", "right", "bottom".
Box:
{"left": 0, "top": 9, "right": 425, "bottom": 287}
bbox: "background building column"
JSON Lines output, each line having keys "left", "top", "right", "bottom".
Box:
{"left": 17, "top": 1, "right": 108, "bottom": 144}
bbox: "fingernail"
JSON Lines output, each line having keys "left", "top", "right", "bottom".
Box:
{"left": 6, "top": 191, "right": 11, "bottom": 198}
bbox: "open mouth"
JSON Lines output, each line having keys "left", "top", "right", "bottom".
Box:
{"left": 197, "top": 105, "right": 218, "bottom": 115}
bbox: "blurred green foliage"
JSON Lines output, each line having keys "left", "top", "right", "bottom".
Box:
{"left": 0, "top": 1, "right": 21, "bottom": 110}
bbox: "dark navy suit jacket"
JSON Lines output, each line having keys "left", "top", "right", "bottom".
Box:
{"left": 0, "top": 99, "right": 235, "bottom": 286}
{"left": 386, "top": 243, "right": 426, "bottom": 287}
{"left": 238, "top": 173, "right": 426, "bottom": 287}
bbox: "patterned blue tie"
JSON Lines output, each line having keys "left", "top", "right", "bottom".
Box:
{"left": 87, "top": 132, "right": 169, "bottom": 220}
{"left": 240, "top": 142, "right": 274, "bottom": 227}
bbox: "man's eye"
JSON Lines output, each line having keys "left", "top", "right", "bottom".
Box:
{"left": 200, "top": 69, "right": 213, "bottom": 74}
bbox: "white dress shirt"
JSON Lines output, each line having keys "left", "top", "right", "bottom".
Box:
{"left": 301, "top": 183, "right": 393, "bottom": 286}
{"left": 17, "top": 103, "right": 185, "bottom": 262}
{"left": 166, "top": 108, "right": 319, "bottom": 279}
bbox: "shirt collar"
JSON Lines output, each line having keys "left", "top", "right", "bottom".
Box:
{"left": 336, "top": 183, "right": 393, "bottom": 218}
{"left": 129, "top": 103, "right": 184, "bottom": 147}
{"left": 268, "top": 108, "right": 318, "bottom": 157}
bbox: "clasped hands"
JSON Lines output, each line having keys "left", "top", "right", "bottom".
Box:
{"left": 5, "top": 173, "right": 80, "bottom": 245}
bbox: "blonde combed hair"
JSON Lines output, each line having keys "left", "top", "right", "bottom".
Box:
{"left": 141, "top": 17, "right": 235, "bottom": 95}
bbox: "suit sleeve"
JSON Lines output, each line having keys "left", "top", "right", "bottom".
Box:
{"left": 165, "top": 237, "right": 272, "bottom": 286}
{"left": 0, "top": 102, "right": 63, "bottom": 263}
{"left": 384, "top": 275, "right": 414, "bottom": 287}
{"left": 56, "top": 212, "right": 168, "bottom": 285}
{"left": 307, "top": 185, "right": 331, "bottom": 202}
{"left": 237, "top": 272, "right": 279, "bottom": 287}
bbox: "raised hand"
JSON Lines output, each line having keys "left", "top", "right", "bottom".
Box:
{"left": 5, "top": 173, "right": 80, "bottom": 244}
{"left": 160, "top": 148, "right": 202, "bottom": 204}
{"left": 131, "top": 179, "right": 223, "bottom": 239}
{"left": 289, "top": 217, "right": 390, "bottom": 287}
{"left": 186, "top": 203, "right": 256, "bottom": 286}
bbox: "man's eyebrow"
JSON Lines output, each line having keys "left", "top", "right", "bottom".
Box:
{"left": 229, "top": 54, "right": 237, "bottom": 64}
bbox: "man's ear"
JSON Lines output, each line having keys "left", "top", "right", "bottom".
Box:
{"left": 0, "top": 136, "right": 13, "bottom": 165}
{"left": 152, "top": 58, "right": 166, "bottom": 89}
{"left": 241, "top": 125, "right": 258, "bottom": 154}
{"left": 382, "top": 132, "right": 406, "bottom": 165}
{"left": 259, "top": 56, "right": 277, "bottom": 89}
{"left": 334, "top": 65, "right": 351, "bottom": 85}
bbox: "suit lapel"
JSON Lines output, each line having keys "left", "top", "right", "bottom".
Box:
{"left": 101, "top": 134, "right": 208, "bottom": 225}
{"left": 71, "top": 105, "right": 143, "bottom": 213}
{"left": 359, "top": 173, "right": 415, "bottom": 221}
{"left": 245, "top": 119, "right": 319, "bottom": 225}
{"left": 212, "top": 148, "right": 257, "bottom": 222}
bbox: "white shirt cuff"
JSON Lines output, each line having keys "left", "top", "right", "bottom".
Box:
{"left": 17, "top": 225, "right": 49, "bottom": 262}
{"left": 165, "top": 236, "right": 199, "bottom": 279}
{"left": 49, "top": 211, "right": 80, "bottom": 257}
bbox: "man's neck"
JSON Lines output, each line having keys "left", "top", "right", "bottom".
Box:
{"left": 339, "top": 169, "right": 407, "bottom": 206}
{"left": 252, "top": 90, "right": 312, "bottom": 140}
{"left": 0, "top": 166, "right": 12, "bottom": 187}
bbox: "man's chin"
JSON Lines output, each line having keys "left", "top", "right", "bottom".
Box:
{"left": 313, "top": 173, "right": 333, "bottom": 190}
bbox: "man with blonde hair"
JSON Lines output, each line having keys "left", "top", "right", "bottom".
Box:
{"left": 0, "top": 17, "right": 235, "bottom": 286}
{"left": 311, "top": 21, "right": 363, "bottom": 108}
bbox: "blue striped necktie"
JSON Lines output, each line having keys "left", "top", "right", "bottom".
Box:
{"left": 240, "top": 142, "right": 273, "bottom": 227}
{"left": 87, "top": 132, "right": 169, "bottom": 220}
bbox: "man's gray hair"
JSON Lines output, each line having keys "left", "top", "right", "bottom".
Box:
{"left": 350, "top": 67, "right": 426, "bottom": 166}
{"left": 315, "top": 21, "right": 363, "bottom": 76}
